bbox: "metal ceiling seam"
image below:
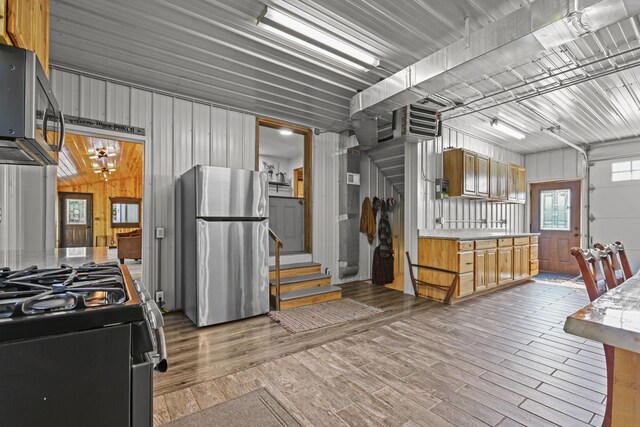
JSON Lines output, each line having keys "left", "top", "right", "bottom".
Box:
{"left": 53, "top": 0, "right": 370, "bottom": 91}
{"left": 51, "top": 21, "right": 353, "bottom": 112}
{"left": 50, "top": 41, "right": 347, "bottom": 126}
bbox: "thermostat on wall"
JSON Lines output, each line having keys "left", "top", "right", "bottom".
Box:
{"left": 347, "top": 173, "right": 360, "bottom": 185}
{"left": 155, "top": 227, "right": 165, "bottom": 239}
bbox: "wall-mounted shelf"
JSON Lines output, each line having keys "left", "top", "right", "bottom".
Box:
{"left": 269, "top": 181, "right": 290, "bottom": 193}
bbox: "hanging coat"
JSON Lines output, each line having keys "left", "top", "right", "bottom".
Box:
{"left": 359, "top": 197, "right": 376, "bottom": 244}
{"left": 372, "top": 204, "right": 394, "bottom": 285}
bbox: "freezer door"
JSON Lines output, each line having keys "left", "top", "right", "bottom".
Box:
{"left": 195, "top": 219, "right": 269, "bottom": 326}
{"left": 195, "top": 166, "right": 268, "bottom": 219}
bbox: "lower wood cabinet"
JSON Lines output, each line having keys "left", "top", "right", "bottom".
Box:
{"left": 475, "top": 250, "right": 487, "bottom": 291}
{"left": 486, "top": 249, "right": 498, "bottom": 288}
{"left": 498, "top": 247, "right": 514, "bottom": 284}
{"left": 418, "top": 236, "right": 539, "bottom": 303}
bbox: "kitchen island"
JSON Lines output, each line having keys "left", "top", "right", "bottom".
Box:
{"left": 564, "top": 272, "right": 640, "bottom": 425}
{"left": 417, "top": 230, "right": 539, "bottom": 302}
{"left": 0, "top": 247, "right": 111, "bottom": 270}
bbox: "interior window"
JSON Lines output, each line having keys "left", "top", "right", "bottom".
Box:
{"left": 612, "top": 160, "right": 640, "bottom": 182}
{"left": 111, "top": 198, "right": 141, "bottom": 228}
{"left": 540, "top": 189, "right": 571, "bottom": 231}
{"left": 66, "top": 199, "right": 87, "bottom": 225}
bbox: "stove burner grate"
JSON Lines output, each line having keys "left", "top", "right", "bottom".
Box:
{"left": 0, "top": 262, "right": 127, "bottom": 318}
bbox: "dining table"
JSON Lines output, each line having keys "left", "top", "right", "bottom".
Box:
{"left": 564, "top": 271, "right": 640, "bottom": 426}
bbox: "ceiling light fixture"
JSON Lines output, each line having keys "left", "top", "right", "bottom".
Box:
{"left": 490, "top": 119, "right": 525, "bottom": 140}
{"left": 88, "top": 147, "right": 117, "bottom": 159}
{"left": 279, "top": 128, "right": 293, "bottom": 136}
{"left": 257, "top": 6, "right": 380, "bottom": 71}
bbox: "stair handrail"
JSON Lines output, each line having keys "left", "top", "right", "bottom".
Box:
{"left": 269, "top": 228, "right": 284, "bottom": 311}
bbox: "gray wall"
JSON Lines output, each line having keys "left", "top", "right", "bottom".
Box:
{"left": 0, "top": 164, "right": 56, "bottom": 252}
{"left": 50, "top": 68, "right": 256, "bottom": 309}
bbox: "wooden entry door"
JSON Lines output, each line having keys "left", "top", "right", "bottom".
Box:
{"left": 59, "top": 192, "right": 94, "bottom": 248}
{"left": 530, "top": 180, "right": 581, "bottom": 274}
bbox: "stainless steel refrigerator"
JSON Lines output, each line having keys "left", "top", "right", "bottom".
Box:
{"left": 181, "top": 165, "right": 269, "bottom": 327}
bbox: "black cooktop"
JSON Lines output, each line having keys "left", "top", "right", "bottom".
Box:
{"left": 0, "top": 262, "right": 146, "bottom": 343}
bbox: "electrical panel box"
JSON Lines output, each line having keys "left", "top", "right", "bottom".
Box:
{"left": 436, "top": 178, "right": 449, "bottom": 199}
{"left": 347, "top": 173, "right": 360, "bottom": 185}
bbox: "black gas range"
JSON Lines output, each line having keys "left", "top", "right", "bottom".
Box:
{"left": 0, "top": 262, "right": 167, "bottom": 427}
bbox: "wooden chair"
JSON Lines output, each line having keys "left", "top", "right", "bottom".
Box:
{"left": 570, "top": 247, "right": 617, "bottom": 427}
{"left": 594, "top": 243, "right": 626, "bottom": 287}
{"left": 614, "top": 241, "right": 634, "bottom": 279}
{"left": 405, "top": 252, "right": 458, "bottom": 304}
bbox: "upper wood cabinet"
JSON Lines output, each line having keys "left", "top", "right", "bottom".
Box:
{"left": 0, "top": 0, "right": 49, "bottom": 73}
{"left": 489, "top": 159, "right": 508, "bottom": 202}
{"left": 476, "top": 155, "right": 489, "bottom": 197}
{"left": 444, "top": 148, "right": 524, "bottom": 203}
{"left": 444, "top": 148, "right": 488, "bottom": 198}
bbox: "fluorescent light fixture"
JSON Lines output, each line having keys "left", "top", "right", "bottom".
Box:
{"left": 257, "top": 6, "right": 379, "bottom": 71}
{"left": 490, "top": 119, "right": 525, "bottom": 140}
{"left": 279, "top": 128, "right": 293, "bottom": 136}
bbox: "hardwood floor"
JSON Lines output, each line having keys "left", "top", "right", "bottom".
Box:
{"left": 155, "top": 280, "right": 606, "bottom": 427}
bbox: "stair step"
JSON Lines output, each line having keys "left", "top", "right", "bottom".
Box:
{"left": 271, "top": 273, "right": 330, "bottom": 285}
{"left": 270, "top": 273, "right": 331, "bottom": 294}
{"left": 279, "top": 285, "right": 342, "bottom": 310}
{"left": 269, "top": 262, "right": 322, "bottom": 280}
{"left": 269, "top": 262, "right": 320, "bottom": 272}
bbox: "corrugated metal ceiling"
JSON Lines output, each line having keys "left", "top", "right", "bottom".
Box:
{"left": 50, "top": 0, "right": 640, "bottom": 153}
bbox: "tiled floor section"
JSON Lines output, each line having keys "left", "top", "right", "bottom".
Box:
{"left": 155, "top": 281, "right": 606, "bottom": 426}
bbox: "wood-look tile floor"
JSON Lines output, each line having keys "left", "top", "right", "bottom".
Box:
{"left": 154, "top": 280, "right": 606, "bottom": 427}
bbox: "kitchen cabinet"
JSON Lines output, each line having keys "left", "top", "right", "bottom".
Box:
{"left": 507, "top": 163, "right": 518, "bottom": 202}
{"left": 486, "top": 249, "right": 498, "bottom": 288}
{"left": 476, "top": 155, "right": 489, "bottom": 197}
{"left": 517, "top": 166, "right": 526, "bottom": 203}
{"left": 444, "top": 148, "right": 524, "bottom": 203}
{"left": 417, "top": 235, "right": 539, "bottom": 303}
{"left": 498, "top": 247, "right": 513, "bottom": 284}
{"left": 0, "top": 0, "right": 49, "bottom": 73}
{"left": 444, "top": 148, "right": 488, "bottom": 198}
{"left": 475, "top": 250, "right": 487, "bottom": 291}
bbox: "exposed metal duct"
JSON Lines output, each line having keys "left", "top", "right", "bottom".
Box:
{"left": 350, "top": 0, "right": 640, "bottom": 119}
{"left": 338, "top": 133, "right": 361, "bottom": 279}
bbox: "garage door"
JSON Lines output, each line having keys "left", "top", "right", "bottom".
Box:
{"left": 590, "top": 158, "right": 640, "bottom": 272}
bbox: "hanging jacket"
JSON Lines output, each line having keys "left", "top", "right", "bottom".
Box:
{"left": 377, "top": 204, "right": 393, "bottom": 258}
{"left": 359, "top": 197, "right": 376, "bottom": 244}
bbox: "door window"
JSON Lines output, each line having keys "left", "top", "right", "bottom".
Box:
{"left": 66, "top": 199, "right": 87, "bottom": 225}
{"left": 611, "top": 160, "right": 640, "bottom": 182}
{"left": 540, "top": 189, "right": 571, "bottom": 231}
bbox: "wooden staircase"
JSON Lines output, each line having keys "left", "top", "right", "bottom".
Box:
{"left": 269, "top": 262, "right": 342, "bottom": 310}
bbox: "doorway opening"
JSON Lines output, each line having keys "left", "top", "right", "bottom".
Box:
{"left": 56, "top": 133, "right": 144, "bottom": 269}
{"left": 530, "top": 180, "right": 581, "bottom": 275}
{"left": 255, "top": 118, "right": 312, "bottom": 255}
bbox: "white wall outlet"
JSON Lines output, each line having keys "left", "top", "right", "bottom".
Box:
{"left": 155, "top": 226, "right": 165, "bottom": 239}
{"left": 155, "top": 290, "right": 164, "bottom": 304}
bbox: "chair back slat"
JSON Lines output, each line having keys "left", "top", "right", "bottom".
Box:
{"left": 614, "top": 241, "right": 634, "bottom": 279}
{"left": 570, "top": 247, "right": 616, "bottom": 302}
{"left": 594, "top": 243, "right": 625, "bottom": 287}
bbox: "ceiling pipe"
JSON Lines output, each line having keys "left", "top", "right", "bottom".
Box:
{"left": 350, "top": 0, "right": 640, "bottom": 120}
{"left": 542, "top": 126, "right": 591, "bottom": 245}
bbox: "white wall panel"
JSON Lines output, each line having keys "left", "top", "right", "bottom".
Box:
{"left": 50, "top": 69, "right": 79, "bottom": 117}
{"left": 211, "top": 108, "right": 228, "bottom": 167}
{"left": 106, "top": 82, "right": 131, "bottom": 125}
{"left": 79, "top": 76, "right": 106, "bottom": 120}
{"left": 0, "top": 165, "right": 55, "bottom": 253}
{"left": 48, "top": 69, "right": 260, "bottom": 310}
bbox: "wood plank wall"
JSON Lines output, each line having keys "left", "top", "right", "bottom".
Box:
{"left": 58, "top": 175, "right": 143, "bottom": 247}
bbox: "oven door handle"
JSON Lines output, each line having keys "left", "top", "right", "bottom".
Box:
{"left": 154, "top": 326, "right": 168, "bottom": 372}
